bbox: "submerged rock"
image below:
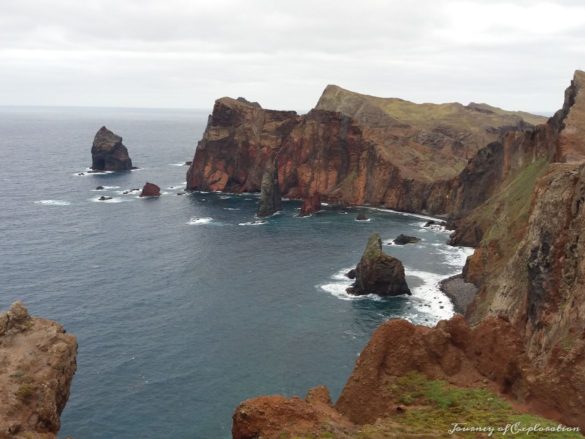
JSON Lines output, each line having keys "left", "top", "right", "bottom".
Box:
{"left": 347, "top": 233, "right": 411, "bottom": 296}
{"left": 298, "top": 193, "right": 321, "bottom": 217}
{"left": 394, "top": 234, "right": 421, "bottom": 245}
{"left": 256, "top": 160, "right": 282, "bottom": 217}
{"left": 95, "top": 185, "right": 104, "bottom": 190}
{"left": 98, "top": 196, "right": 112, "bottom": 201}
{"left": 140, "top": 182, "right": 161, "bottom": 197}
{"left": 356, "top": 213, "right": 369, "bottom": 221}
{"left": 91, "top": 126, "right": 134, "bottom": 171}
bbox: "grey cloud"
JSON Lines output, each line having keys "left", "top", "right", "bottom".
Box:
{"left": 0, "top": 0, "right": 583, "bottom": 112}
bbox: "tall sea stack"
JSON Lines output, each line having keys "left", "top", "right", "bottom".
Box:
{"left": 256, "top": 159, "right": 282, "bottom": 218}
{"left": 91, "top": 126, "right": 134, "bottom": 171}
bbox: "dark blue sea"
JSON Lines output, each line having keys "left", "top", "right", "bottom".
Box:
{"left": 0, "top": 106, "right": 472, "bottom": 438}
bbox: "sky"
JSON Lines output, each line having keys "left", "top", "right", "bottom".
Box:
{"left": 0, "top": 0, "right": 583, "bottom": 113}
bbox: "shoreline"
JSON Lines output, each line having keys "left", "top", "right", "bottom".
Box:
{"left": 439, "top": 273, "right": 478, "bottom": 315}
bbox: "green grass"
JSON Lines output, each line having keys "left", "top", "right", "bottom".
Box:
{"left": 355, "top": 372, "right": 582, "bottom": 438}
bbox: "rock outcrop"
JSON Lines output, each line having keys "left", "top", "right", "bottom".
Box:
{"left": 256, "top": 159, "right": 282, "bottom": 217}
{"left": 393, "top": 234, "right": 420, "bottom": 245}
{"left": 186, "top": 88, "right": 544, "bottom": 212}
{"left": 140, "top": 182, "right": 160, "bottom": 197}
{"left": 347, "top": 233, "right": 410, "bottom": 296}
{"left": 91, "top": 126, "right": 134, "bottom": 171}
{"left": 0, "top": 302, "right": 77, "bottom": 438}
{"left": 298, "top": 193, "right": 321, "bottom": 217}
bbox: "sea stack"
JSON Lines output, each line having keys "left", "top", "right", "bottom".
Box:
{"left": 256, "top": 159, "right": 282, "bottom": 217}
{"left": 140, "top": 182, "right": 161, "bottom": 197}
{"left": 347, "top": 233, "right": 411, "bottom": 296}
{"left": 298, "top": 193, "right": 321, "bottom": 217}
{"left": 91, "top": 126, "right": 134, "bottom": 171}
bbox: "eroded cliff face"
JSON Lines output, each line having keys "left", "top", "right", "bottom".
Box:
{"left": 230, "top": 71, "right": 585, "bottom": 437}
{"left": 0, "top": 302, "right": 77, "bottom": 438}
{"left": 186, "top": 87, "right": 545, "bottom": 214}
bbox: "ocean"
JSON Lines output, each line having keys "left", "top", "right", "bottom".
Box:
{"left": 0, "top": 106, "right": 472, "bottom": 438}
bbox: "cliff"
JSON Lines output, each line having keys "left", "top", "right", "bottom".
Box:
{"left": 0, "top": 302, "right": 77, "bottom": 438}
{"left": 186, "top": 88, "right": 545, "bottom": 213}
{"left": 230, "top": 71, "right": 585, "bottom": 437}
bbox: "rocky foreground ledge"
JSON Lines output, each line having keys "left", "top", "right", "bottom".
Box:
{"left": 0, "top": 302, "right": 77, "bottom": 438}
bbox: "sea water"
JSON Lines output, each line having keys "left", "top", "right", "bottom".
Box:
{"left": 0, "top": 106, "right": 472, "bottom": 438}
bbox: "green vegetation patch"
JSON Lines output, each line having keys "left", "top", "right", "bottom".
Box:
{"left": 356, "top": 372, "right": 581, "bottom": 438}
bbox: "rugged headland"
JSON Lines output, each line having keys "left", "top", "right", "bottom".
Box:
{"left": 0, "top": 302, "right": 77, "bottom": 438}
{"left": 186, "top": 72, "right": 585, "bottom": 437}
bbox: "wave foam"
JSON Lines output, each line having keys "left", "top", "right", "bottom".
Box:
{"left": 187, "top": 217, "right": 213, "bottom": 225}
{"left": 238, "top": 220, "right": 266, "bottom": 226}
{"left": 35, "top": 200, "right": 71, "bottom": 206}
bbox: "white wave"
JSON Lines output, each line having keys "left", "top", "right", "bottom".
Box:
{"left": 187, "top": 217, "right": 213, "bottom": 225}
{"left": 219, "top": 195, "right": 232, "bottom": 200}
{"left": 238, "top": 220, "right": 266, "bottom": 226}
{"left": 73, "top": 169, "right": 113, "bottom": 176}
{"left": 406, "top": 269, "right": 454, "bottom": 323}
{"left": 322, "top": 202, "right": 330, "bottom": 206}
{"left": 355, "top": 218, "right": 372, "bottom": 222}
{"left": 320, "top": 282, "right": 383, "bottom": 302}
{"left": 92, "top": 185, "right": 120, "bottom": 191}
{"left": 90, "top": 196, "right": 125, "bottom": 203}
{"left": 116, "top": 188, "right": 141, "bottom": 195}
{"left": 434, "top": 245, "right": 475, "bottom": 275}
{"left": 35, "top": 199, "right": 71, "bottom": 206}
{"left": 169, "top": 163, "right": 188, "bottom": 167}
{"left": 368, "top": 207, "right": 445, "bottom": 222}
{"left": 223, "top": 207, "right": 240, "bottom": 211}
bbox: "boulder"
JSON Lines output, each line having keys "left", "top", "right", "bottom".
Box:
{"left": 91, "top": 126, "right": 134, "bottom": 171}
{"left": 356, "top": 213, "right": 369, "bottom": 221}
{"left": 394, "top": 234, "right": 421, "bottom": 245}
{"left": 256, "top": 159, "right": 282, "bottom": 217}
{"left": 140, "top": 182, "right": 161, "bottom": 197}
{"left": 299, "top": 193, "right": 321, "bottom": 217}
{"left": 347, "top": 233, "right": 411, "bottom": 296}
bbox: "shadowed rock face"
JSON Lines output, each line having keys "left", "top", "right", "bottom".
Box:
{"left": 347, "top": 233, "right": 410, "bottom": 296}
{"left": 256, "top": 159, "right": 282, "bottom": 217}
{"left": 298, "top": 193, "right": 321, "bottom": 217}
{"left": 0, "top": 302, "right": 77, "bottom": 438}
{"left": 91, "top": 126, "right": 133, "bottom": 171}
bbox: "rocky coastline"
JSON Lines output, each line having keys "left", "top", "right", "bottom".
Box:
{"left": 190, "top": 71, "right": 585, "bottom": 437}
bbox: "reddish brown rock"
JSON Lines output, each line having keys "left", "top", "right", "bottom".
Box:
{"left": 140, "top": 182, "right": 161, "bottom": 197}
{"left": 186, "top": 90, "right": 544, "bottom": 214}
{"left": 0, "top": 302, "right": 77, "bottom": 438}
{"left": 232, "top": 388, "right": 353, "bottom": 439}
{"left": 298, "top": 193, "right": 321, "bottom": 217}
{"left": 91, "top": 126, "right": 134, "bottom": 171}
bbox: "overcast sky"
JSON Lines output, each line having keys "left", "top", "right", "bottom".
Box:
{"left": 0, "top": 0, "right": 583, "bottom": 113}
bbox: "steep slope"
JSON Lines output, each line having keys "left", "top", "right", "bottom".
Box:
{"left": 230, "top": 71, "right": 585, "bottom": 437}
{"left": 186, "top": 87, "right": 544, "bottom": 212}
{"left": 0, "top": 302, "right": 77, "bottom": 438}
{"left": 315, "top": 84, "right": 545, "bottom": 180}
